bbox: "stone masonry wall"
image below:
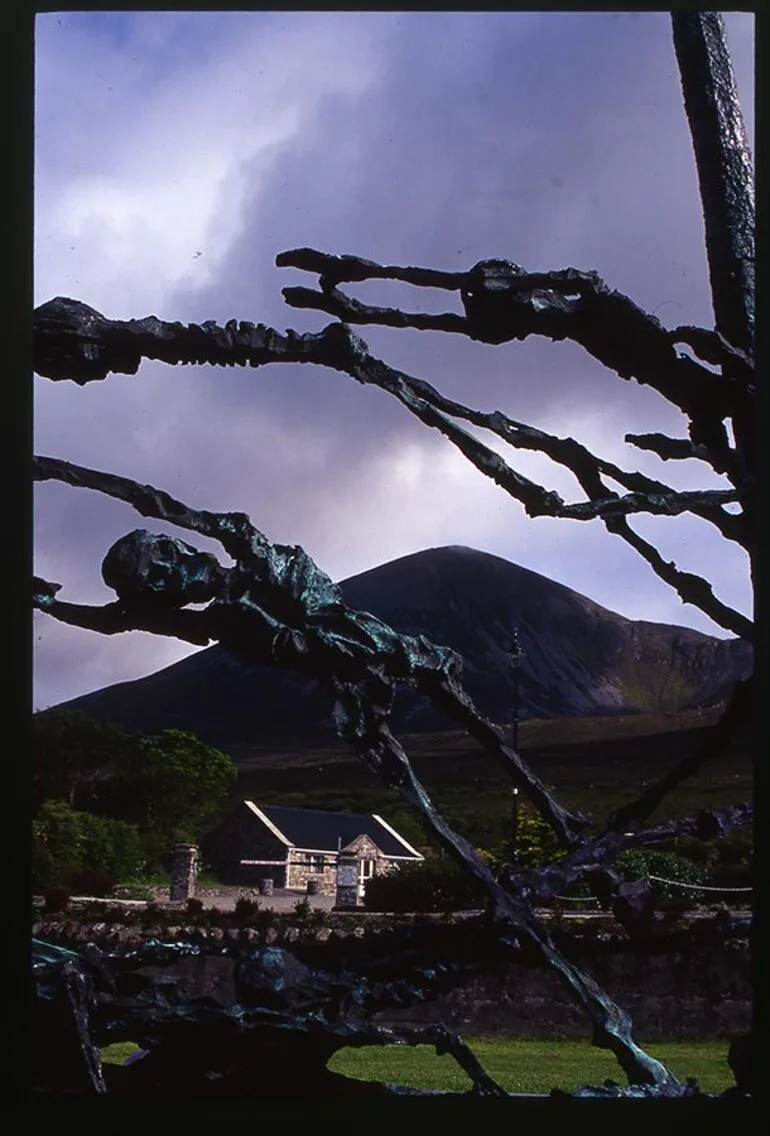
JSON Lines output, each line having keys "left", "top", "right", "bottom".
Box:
{"left": 373, "top": 941, "right": 752, "bottom": 1040}
{"left": 285, "top": 853, "right": 337, "bottom": 895}
{"left": 32, "top": 915, "right": 751, "bottom": 1041}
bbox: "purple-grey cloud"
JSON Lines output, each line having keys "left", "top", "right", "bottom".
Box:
{"left": 34, "top": 11, "right": 754, "bottom": 710}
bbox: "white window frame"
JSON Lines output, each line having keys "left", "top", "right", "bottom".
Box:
{"left": 296, "top": 851, "right": 326, "bottom": 873}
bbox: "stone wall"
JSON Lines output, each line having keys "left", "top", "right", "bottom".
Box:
{"left": 373, "top": 941, "right": 752, "bottom": 1040}
{"left": 285, "top": 852, "right": 337, "bottom": 895}
{"left": 31, "top": 915, "right": 750, "bottom": 1041}
{"left": 343, "top": 833, "right": 393, "bottom": 877}
{"left": 284, "top": 840, "right": 400, "bottom": 897}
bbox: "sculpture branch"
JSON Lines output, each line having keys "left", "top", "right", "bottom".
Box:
{"left": 625, "top": 433, "right": 713, "bottom": 463}
{"left": 34, "top": 456, "right": 690, "bottom": 1088}
{"left": 279, "top": 283, "right": 469, "bottom": 335}
{"left": 33, "top": 454, "right": 585, "bottom": 845}
{"left": 331, "top": 705, "right": 679, "bottom": 1088}
{"left": 505, "top": 800, "right": 753, "bottom": 914}
{"left": 32, "top": 579, "right": 215, "bottom": 648}
{"left": 671, "top": 325, "right": 754, "bottom": 379}
{"left": 671, "top": 14, "right": 755, "bottom": 356}
{"left": 278, "top": 246, "right": 471, "bottom": 291}
{"left": 34, "top": 300, "right": 750, "bottom": 637}
{"left": 672, "top": 12, "right": 756, "bottom": 594}
{"left": 603, "top": 516, "right": 752, "bottom": 641}
{"left": 277, "top": 247, "right": 751, "bottom": 486}
{"left": 33, "top": 296, "right": 363, "bottom": 385}
{"left": 606, "top": 678, "right": 752, "bottom": 833}
{"left": 326, "top": 351, "right": 744, "bottom": 546}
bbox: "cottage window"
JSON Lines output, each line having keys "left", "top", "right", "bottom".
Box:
{"left": 298, "top": 853, "right": 326, "bottom": 873}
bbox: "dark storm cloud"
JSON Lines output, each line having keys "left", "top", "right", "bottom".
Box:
{"left": 168, "top": 8, "right": 745, "bottom": 461}
{"left": 33, "top": 11, "right": 754, "bottom": 708}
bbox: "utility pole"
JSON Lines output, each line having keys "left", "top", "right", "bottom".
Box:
{"left": 509, "top": 628, "right": 524, "bottom": 866}
{"left": 510, "top": 787, "right": 519, "bottom": 869}
{"left": 509, "top": 627, "right": 524, "bottom": 752}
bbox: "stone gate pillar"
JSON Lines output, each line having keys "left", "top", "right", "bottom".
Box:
{"left": 169, "top": 843, "right": 199, "bottom": 903}
{"left": 334, "top": 855, "right": 359, "bottom": 909}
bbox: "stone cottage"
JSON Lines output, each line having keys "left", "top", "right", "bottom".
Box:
{"left": 205, "top": 802, "right": 423, "bottom": 898}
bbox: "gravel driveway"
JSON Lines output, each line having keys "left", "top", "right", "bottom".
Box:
{"left": 191, "top": 888, "right": 338, "bottom": 913}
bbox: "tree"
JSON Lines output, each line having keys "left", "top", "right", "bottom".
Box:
{"left": 31, "top": 14, "right": 753, "bottom": 1097}
{"left": 34, "top": 712, "right": 237, "bottom": 872}
{"left": 100, "top": 728, "right": 237, "bottom": 860}
{"left": 32, "top": 708, "right": 139, "bottom": 811}
{"left": 478, "top": 803, "right": 561, "bottom": 871}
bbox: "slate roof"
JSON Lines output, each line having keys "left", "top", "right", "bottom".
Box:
{"left": 253, "top": 803, "right": 421, "bottom": 859}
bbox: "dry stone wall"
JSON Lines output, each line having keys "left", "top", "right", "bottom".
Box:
{"left": 32, "top": 912, "right": 750, "bottom": 1041}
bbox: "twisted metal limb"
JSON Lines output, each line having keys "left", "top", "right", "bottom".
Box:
{"left": 33, "top": 455, "right": 693, "bottom": 1089}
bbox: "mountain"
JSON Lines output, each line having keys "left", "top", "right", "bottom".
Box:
{"left": 57, "top": 546, "right": 752, "bottom": 750}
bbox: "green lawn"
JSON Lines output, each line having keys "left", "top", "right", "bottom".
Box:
{"left": 102, "top": 1037, "right": 733, "bottom": 1094}
{"left": 328, "top": 1038, "right": 733, "bottom": 1094}
{"left": 101, "top": 1041, "right": 143, "bottom": 1065}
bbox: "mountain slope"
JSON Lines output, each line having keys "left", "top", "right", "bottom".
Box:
{"left": 58, "top": 545, "right": 752, "bottom": 749}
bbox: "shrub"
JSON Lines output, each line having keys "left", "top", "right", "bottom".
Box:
{"left": 196, "top": 867, "right": 223, "bottom": 888}
{"left": 551, "top": 880, "right": 600, "bottom": 911}
{"left": 616, "top": 849, "right": 708, "bottom": 901}
{"left": 114, "top": 879, "right": 155, "bottom": 902}
{"left": 185, "top": 897, "right": 205, "bottom": 920}
{"left": 33, "top": 799, "right": 146, "bottom": 893}
{"left": 70, "top": 869, "right": 116, "bottom": 898}
{"left": 234, "top": 896, "right": 261, "bottom": 922}
{"left": 42, "top": 887, "right": 71, "bottom": 915}
{"left": 514, "top": 804, "right": 562, "bottom": 867}
{"left": 363, "top": 857, "right": 485, "bottom": 913}
{"left": 672, "top": 831, "right": 753, "bottom": 893}
{"left": 475, "top": 797, "right": 561, "bottom": 871}
{"left": 33, "top": 841, "right": 57, "bottom": 895}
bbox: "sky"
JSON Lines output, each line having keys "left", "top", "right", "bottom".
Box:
{"left": 33, "top": 10, "right": 755, "bottom": 711}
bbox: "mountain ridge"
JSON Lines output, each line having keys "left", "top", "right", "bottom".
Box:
{"left": 58, "top": 545, "right": 752, "bottom": 751}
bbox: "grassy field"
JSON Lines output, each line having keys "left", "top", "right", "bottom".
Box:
{"left": 329, "top": 1037, "right": 733, "bottom": 1094}
{"left": 223, "top": 708, "right": 752, "bottom": 854}
{"left": 102, "top": 1042, "right": 142, "bottom": 1065}
{"left": 101, "top": 1037, "right": 734, "bottom": 1094}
